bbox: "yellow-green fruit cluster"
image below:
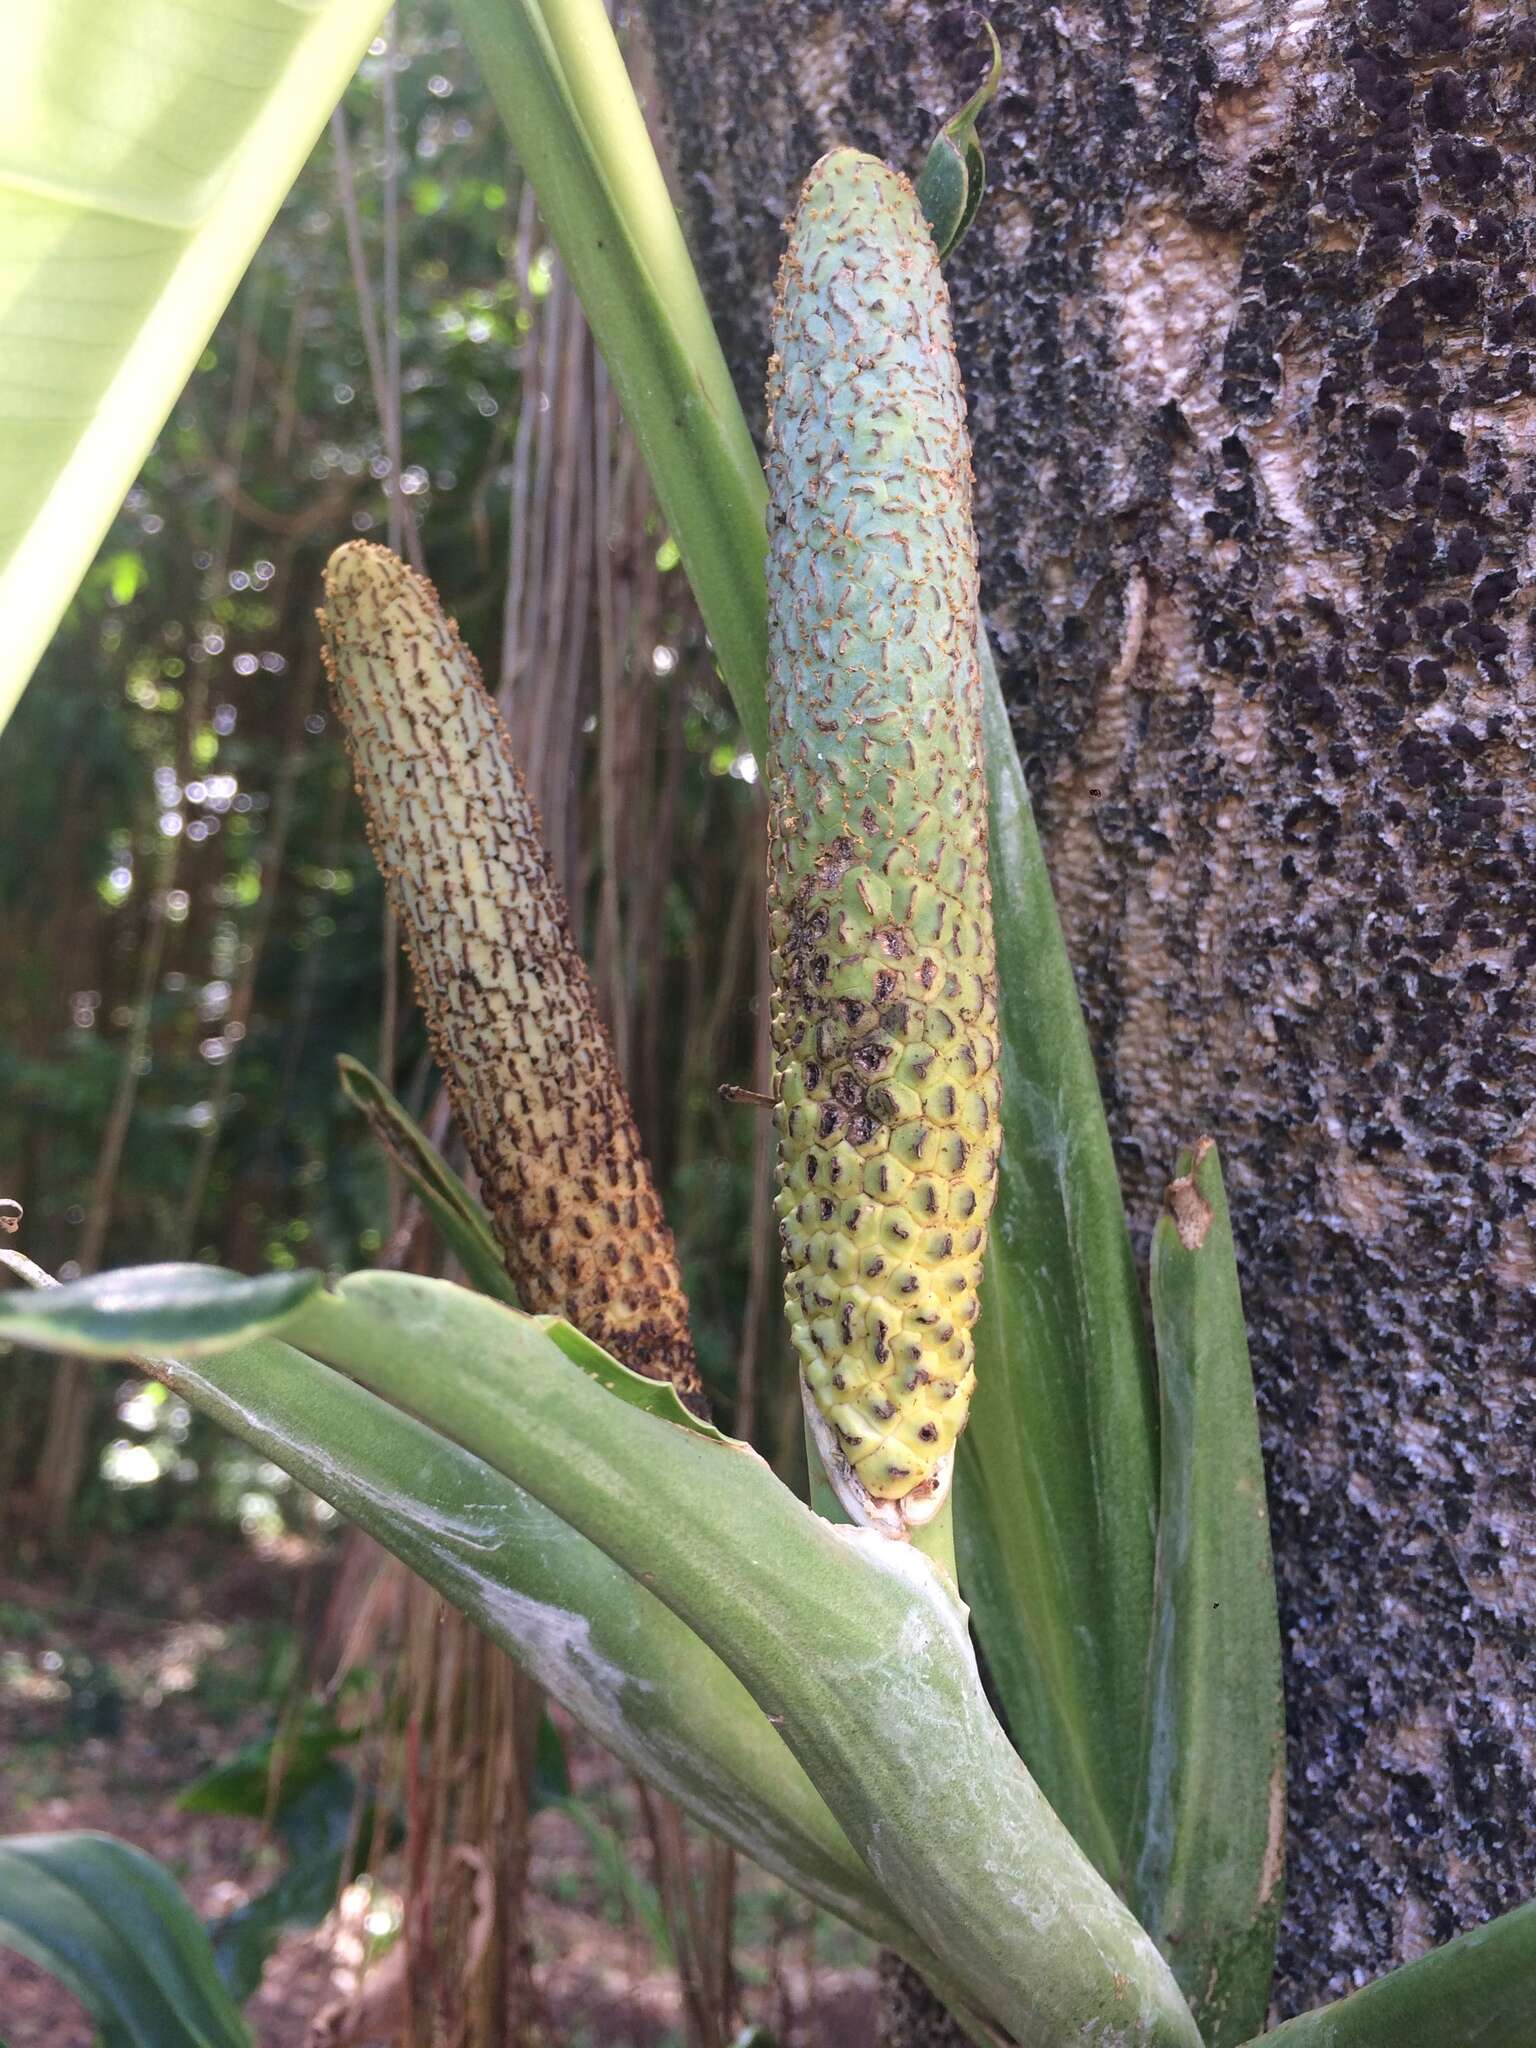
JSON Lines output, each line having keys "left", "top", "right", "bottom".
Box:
{"left": 765, "top": 150, "right": 1001, "bottom": 1506}
{"left": 320, "top": 542, "right": 703, "bottom": 1413}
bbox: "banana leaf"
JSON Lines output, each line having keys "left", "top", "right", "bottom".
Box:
{"left": 0, "top": 0, "right": 388, "bottom": 732}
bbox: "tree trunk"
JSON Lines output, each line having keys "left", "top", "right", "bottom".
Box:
{"left": 640, "top": 0, "right": 1535, "bottom": 2030}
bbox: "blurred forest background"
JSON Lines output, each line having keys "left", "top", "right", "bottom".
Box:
{"left": 0, "top": 10, "right": 843, "bottom": 2043}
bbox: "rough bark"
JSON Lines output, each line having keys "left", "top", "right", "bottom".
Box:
{"left": 875, "top": 1952, "right": 975, "bottom": 2048}
{"left": 640, "top": 0, "right": 1536, "bottom": 2028}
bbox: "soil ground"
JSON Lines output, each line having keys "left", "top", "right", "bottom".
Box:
{"left": 0, "top": 1525, "right": 875, "bottom": 2046}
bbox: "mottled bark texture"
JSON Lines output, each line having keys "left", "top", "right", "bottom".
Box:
{"left": 875, "top": 1949, "right": 974, "bottom": 2048}
{"left": 640, "top": 0, "right": 1535, "bottom": 2026}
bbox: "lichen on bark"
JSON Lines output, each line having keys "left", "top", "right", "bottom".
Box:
{"left": 640, "top": 0, "right": 1536, "bottom": 2024}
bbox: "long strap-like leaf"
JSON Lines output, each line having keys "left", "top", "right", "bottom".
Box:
{"left": 0, "top": 1832, "right": 251, "bottom": 2048}
{"left": 449, "top": 0, "right": 769, "bottom": 761}
{"left": 956, "top": 638, "right": 1159, "bottom": 1878}
{"left": 336, "top": 1053, "right": 518, "bottom": 1306}
{"left": 1132, "top": 1138, "right": 1286, "bottom": 2041}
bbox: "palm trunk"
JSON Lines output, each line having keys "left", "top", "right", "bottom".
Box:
{"left": 639, "top": 0, "right": 1535, "bottom": 2029}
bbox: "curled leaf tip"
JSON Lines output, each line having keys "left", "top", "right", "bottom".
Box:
{"left": 916, "top": 18, "right": 1003, "bottom": 260}
{"left": 955, "top": 17, "right": 1004, "bottom": 130}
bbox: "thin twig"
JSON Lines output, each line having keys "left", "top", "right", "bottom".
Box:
{"left": 593, "top": 353, "right": 629, "bottom": 1068}
{"left": 380, "top": 8, "right": 406, "bottom": 562}
{"left": 499, "top": 184, "right": 540, "bottom": 698}
{"left": 174, "top": 632, "right": 319, "bottom": 1251}
{"left": 329, "top": 100, "right": 422, "bottom": 570}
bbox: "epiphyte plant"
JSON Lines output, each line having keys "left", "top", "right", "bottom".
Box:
{"left": 4, "top": 5, "right": 1534, "bottom": 2043}
{"left": 0, "top": 100, "right": 1264, "bottom": 2042}
{"left": 766, "top": 149, "right": 1000, "bottom": 1528}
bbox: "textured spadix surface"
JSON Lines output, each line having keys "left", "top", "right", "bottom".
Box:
{"left": 320, "top": 542, "right": 701, "bottom": 1408}
{"left": 765, "top": 150, "right": 1000, "bottom": 1504}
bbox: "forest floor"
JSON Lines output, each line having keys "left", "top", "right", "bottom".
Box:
{"left": 0, "top": 1523, "right": 875, "bottom": 2046}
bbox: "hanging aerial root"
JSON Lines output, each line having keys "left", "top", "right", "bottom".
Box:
{"left": 765, "top": 151, "right": 1001, "bottom": 1523}
{"left": 320, "top": 542, "right": 703, "bottom": 1412}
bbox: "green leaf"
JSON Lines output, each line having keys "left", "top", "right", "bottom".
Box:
{"left": 0, "top": 0, "right": 389, "bottom": 737}
{"left": 0, "top": 1262, "right": 323, "bottom": 1357}
{"left": 1131, "top": 1138, "right": 1285, "bottom": 2042}
{"left": 955, "top": 633, "right": 1159, "bottom": 1880}
{"left": 336, "top": 1055, "right": 518, "bottom": 1304}
{"left": 178, "top": 1704, "right": 358, "bottom": 1819}
{"left": 1250, "top": 1897, "right": 1536, "bottom": 2046}
{"left": 0, "top": 1273, "right": 940, "bottom": 1977}
{"left": 449, "top": 0, "right": 770, "bottom": 760}
{"left": 207, "top": 1772, "right": 368, "bottom": 2003}
{"left": 0, "top": 1832, "right": 250, "bottom": 2047}
{"left": 536, "top": 1315, "right": 730, "bottom": 1444}
{"left": 915, "top": 20, "right": 1003, "bottom": 258}
{"left": 279, "top": 1270, "right": 1200, "bottom": 2045}
{"left": 915, "top": 134, "right": 970, "bottom": 261}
